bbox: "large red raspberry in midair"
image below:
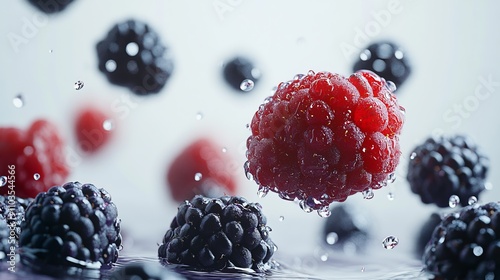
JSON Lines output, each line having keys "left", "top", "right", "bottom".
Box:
{"left": 245, "top": 70, "right": 405, "bottom": 216}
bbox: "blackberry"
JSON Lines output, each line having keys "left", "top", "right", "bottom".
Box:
{"left": 158, "top": 195, "right": 276, "bottom": 271}
{"left": 96, "top": 19, "right": 174, "bottom": 95}
{"left": 109, "top": 262, "right": 185, "bottom": 280}
{"left": 0, "top": 196, "right": 32, "bottom": 260}
{"left": 223, "top": 56, "right": 260, "bottom": 92}
{"left": 407, "top": 135, "right": 489, "bottom": 208}
{"left": 19, "top": 182, "right": 122, "bottom": 268}
{"left": 416, "top": 213, "right": 442, "bottom": 257}
{"left": 423, "top": 202, "right": 500, "bottom": 279}
{"left": 353, "top": 41, "right": 411, "bottom": 90}
{"left": 26, "top": 0, "right": 76, "bottom": 14}
{"left": 322, "top": 203, "right": 372, "bottom": 254}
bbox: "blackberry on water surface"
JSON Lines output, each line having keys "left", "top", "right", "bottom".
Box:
{"left": 407, "top": 135, "right": 489, "bottom": 208}
{"left": 158, "top": 195, "right": 276, "bottom": 271}
{"left": 19, "top": 182, "right": 122, "bottom": 268}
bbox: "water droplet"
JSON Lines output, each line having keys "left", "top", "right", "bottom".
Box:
{"left": 33, "top": 173, "right": 40, "bottom": 180}
{"left": 317, "top": 206, "right": 331, "bottom": 218}
{"left": 125, "top": 42, "right": 139, "bottom": 56}
{"left": 293, "top": 74, "right": 305, "bottom": 80}
{"left": 74, "top": 80, "right": 84, "bottom": 90}
{"left": 240, "top": 79, "right": 254, "bottom": 92}
{"left": 299, "top": 200, "right": 313, "bottom": 213}
{"left": 221, "top": 147, "right": 227, "bottom": 153}
{"left": 279, "top": 216, "right": 284, "bottom": 222}
{"left": 359, "top": 49, "right": 371, "bottom": 61}
{"left": 387, "top": 173, "right": 396, "bottom": 183}
{"left": 49, "top": 49, "right": 54, "bottom": 53}
{"left": 194, "top": 173, "right": 202, "bottom": 181}
{"left": 362, "top": 188, "right": 374, "bottom": 200}
{"left": 449, "top": 195, "right": 460, "bottom": 208}
{"left": 245, "top": 123, "right": 250, "bottom": 130}
{"left": 410, "top": 152, "right": 417, "bottom": 160}
{"left": 105, "top": 60, "right": 117, "bottom": 72}
{"left": 361, "top": 267, "right": 365, "bottom": 272}
{"left": 468, "top": 196, "right": 478, "bottom": 206}
{"left": 307, "top": 70, "right": 315, "bottom": 76}
{"left": 263, "top": 96, "right": 273, "bottom": 104}
{"left": 244, "top": 161, "right": 252, "bottom": 180}
{"left": 319, "top": 253, "right": 328, "bottom": 262}
{"left": 0, "top": 176, "right": 7, "bottom": 187}
{"left": 257, "top": 186, "right": 269, "bottom": 198}
{"left": 13, "top": 94, "right": 24, "bottom": 108}
{"left": 399, "top": 105, "right": 406, "bottom": 115}
{"left": 473, "top": 246, "right": 483, "bottom": 257}
{"left": 102, "top": 119, "right": 114, "bottom": 131}
{"left": 382, "top": 235, "right": 399, "bottom": 249}
{"left": 387, "top": 192, "right": 395, "bottom": 201}
{"left": 326, "top": 232, "right": 338, "bottom": 245}
{"left": 196, "top": 112, "right": 203, "bottom": 120}
{"left": 386, "top": 80, "right": 397, "bottom": 92}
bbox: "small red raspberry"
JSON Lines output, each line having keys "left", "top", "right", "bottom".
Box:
{"left": 245, "top": 70, "right": 405, "bottom": 215}
{"left": 0, "top": 120, "right": 70, "bottom": 198}
{"left": 75, "top": 106, "right": 114, "bottom": 154}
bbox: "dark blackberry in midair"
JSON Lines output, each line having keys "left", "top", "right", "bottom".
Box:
{"left": 322, "top": 203, "right": 372, "bottom": 254}
{"left": 423, "top": 202, "right": 500, "bottom": 279}
{"left": 26, "top": 0, "right": 76, "bottom": 14}
{"left": 407, "top": 135, "right": 489, "bottom": 208}
{"left": 19, "top": 182, "right": 122, "bottom": 268}
{"left": 158, "top": 195, "right": 276, "bottom": 271}
{"left": 223, "top": 56, "right": 260, "bottom": 92}
{"left": 96, "top": 19, "right": 174, "bottom": 95}
{"left": 0, "top": 196, "right": 33, "bottom": 260}
{"left": 353, "top": 41, "right": 411, "bottom": 90}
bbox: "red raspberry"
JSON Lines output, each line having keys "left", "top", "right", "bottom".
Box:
{"left": 0, "top": 120, "right": 70, "bottom": 198}
{"left": 166, "top": 138, "right": 238, "bottom": 202}
{"left": 245, "top": 70, "right": 405, "bottom": 215}
{"left": 75, "top": 106, "right": 114, "bottom": 153}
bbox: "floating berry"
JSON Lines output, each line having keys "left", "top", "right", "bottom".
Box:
{"left": 74, "top": 106, "right": 114, "bottom": 154}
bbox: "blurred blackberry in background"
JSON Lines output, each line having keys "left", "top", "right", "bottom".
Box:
{"left": 0, "top": 196, "right": 32, "bottom": 260}
{"left": 110, "top": 262, "right": 186, "bottom": 280}
{"left": 26, "top": 0, "right": 75, "bottom": 14}
{"left": 423, "top": 202, "right": 500, "bottom": 279}
{"left": 415, "top": 213, "right": 442, "bottom": 257}
{"left": 96, "top": 19, "right": 174, "bottom": 95}
{"left": 223, "top": 56, "right": 260, "bottom": 92}
{"left": 158, "top": 195, "right": 276, "bottom": 271}
{"left": 322, "top": 203, "right": 372, "bottom": 254}
{"left": 19, "top": 182, "right": 122, "bottom": 268}
{"left": 407, "top": 135, "right": 489, "bottom": 208}
{"left": 353, "top": 41, "right": 411, "bottom": 90}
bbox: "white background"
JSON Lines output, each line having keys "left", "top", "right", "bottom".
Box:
{"left": 1, "top": 0, "right": 500, "bottom": 273}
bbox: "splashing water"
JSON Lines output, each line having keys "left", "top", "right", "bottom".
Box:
{"left": 382, "top": 236, "right": 399, "bottom": 249}
{"left": 194, "top": 173, "right": 202, "bottom": 181}
{"left": 448, "top": 195, "right": 460, "bottom": 208}
{"left": 362, "top": 188, "right": 374, "bottom": 200}
{"left": 0, "top": 176, "right": 7, "bottom": 187}
{"left": 33, "top": 173, "right": 40, "bottom": 181}
{"left": 74, "top": 80, "right": 84, "bottom": 90}
{"left": 13, "top": 94, "right": 24, "bottom": 108}
{"left": 240, "top": 79, "right": 255, "bottom": 92}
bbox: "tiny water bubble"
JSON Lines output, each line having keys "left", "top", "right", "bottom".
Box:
{"left": 387, "top": 173, "right": 396, "bottom": 184}
{"left": 0, "top": 176, "right": 7, "bottom": 187}
{"left": 257, "top": 186, "right": 269, "bottom": 198}
{"left": 195, "top": 112, "right": 203, "bottom": 120}
{"left": 299, "top": 200, "right": 313, "bottom": 213}
{"left": 33, "top": 173, "right": 40, "bottom": 181}
{"left": 382, "top": 235, "right": 399, "bottom": 249}
{"left": 49, "top": 49, "right": 54, "bottom": 53}
{"left": 410, "top": 152, "right": 417, "bottom": 160}
{"left": 74, "top": 80, "right": 84, "bottom": 90}
{"left": 293, "top": 74, "right": 305, "bottom": 80}
{"left": 399, "top": 105, "right": 406, "bottom": 115}
{"left": 307, "top": 70, "right": 315, "bottom": 76}
{"left": 326, "top": 232, "right": 338, "bottom": 245}
{"left": 102, "top": 119, "right": 114, "bottom": 131}
{"left": 468, "top": 196, "right": 478, "bottom": 205}
{"left": 194, "top": 173, "right": 203, "bottom": 181}
{"left": 221, "top": 147, "right": 227, "bottom": 153}
{"left": 387, "top": 192, "right": 395, "bottom": 201}
{"left": 240, "top": 79, "right": 254, "bottom": 92}
{"left": 361, "top": 267, "right": 365, "bottom": 272}
{"left": 317, "top": 206, "right": 331, "bottom": 218}
{"left": 449, "top": 195, "right": 460, "bottom": 208}
{"left": 244, "top": 161, "right": 252, "bottom": 180}
{"left": 319, "top": 253, "right": 328, "bottom": 262}
{"left": 362, "top": 188, "right": 374, "bottom": 200}
{"left": 263, "top": 96, "right": 273, "bottom": 104}
{"left": 386, "top": 80, "right": 397, "bottom": 92}
{"left": 13, "top": 94, "right": 24, "bottom": 108}
{"left": 279, "top": 216, "right": 285, "bottom": 222}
